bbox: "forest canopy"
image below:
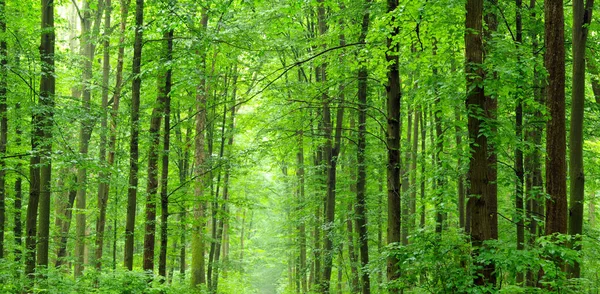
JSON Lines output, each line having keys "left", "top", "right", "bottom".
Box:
{"left": 0, "top": 0, "right": 599, "bottom": 293}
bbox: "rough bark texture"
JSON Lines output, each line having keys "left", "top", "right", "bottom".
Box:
{"left": 386, "top": 0, "right": 402, "bottom": 290}
{"left": 124, "top": 0, "right": 144, "bottom": 271}
{"left": 465, "top": 0, "right": 496, "bottom": 286}
{"left": 191, "top": 10, "right": 209, "bottom": 287}
{"left": 568, "top": 0, "right": 593, "bottom": 279}
{"left": 544, "top": 0, "right": 567, "bottom": 237}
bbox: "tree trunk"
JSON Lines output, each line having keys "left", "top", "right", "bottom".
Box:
{"left": 544, "top": 0, "right": 567, "bottom": 237}
{"left": 568, "top": 0, "right": 594, "bottom": 279}
{"left": 356, "top": 3, "right": 370, "bottom": 291}
{"left": 159, "top": 26, "right": 174, "bottom": 279}
{"left": 0, "top": 0, "right": 7, "bottom": 259}
{"left": 95, "top": 0, "right": 112, "bottom": 271}
{"left": 14, "top": 102, "right": 23, "bottom": 263}
{"left": 55, "top": 176, "right": 77, "bottom": 268}
{"left": 124, "top": 0, "right": 144, "bottom": 271}
{"left": 515, "top": 0, "right": 525, "bottom": 284}
{"left": 35, "top": 0, "right": 56, "bottom": 275}
{"left": 297, "top": 130, "right": 307, "bottom": 293}
{"left": 465, "top": 0, "right": 496, "bottom": 286}
{"left": 455, "top": 107, "right": 465, "bottom": 229}
{"left": 191, "top": 10, "right": 209, "bottom": 287}
{"left": 386, "top": 0, "right": 402, "bottom": 290}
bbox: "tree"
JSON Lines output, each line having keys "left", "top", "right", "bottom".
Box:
{"left": 465, "top": 0, "right": 496, "bottom": 286}
{"left": 568, "top": 0, "right": 594, "bottom": 279}
{"left": 191, "top": 9, "right": 209, "bottom": 287}
{"left": 386, "top": 0, "right": 402, "bottom": 290}
{"left": 544, "top": 0, "right": 567, "bottom": 237}
{"left": 124, "top": 0, "right": 144, "bottom": 271}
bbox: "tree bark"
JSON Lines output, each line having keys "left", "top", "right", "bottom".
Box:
{"left": 515, "top": 0, "right": 525, "bottom": 284}
{"left": 544, "top": 0, "right": 567, "bottom": 237}
{"left": 356, "top": 3, "right": 370, "bottom": 292}
{"left": 465, "top": 0, "right": 496, "bottom": 286}
{"left": 191, "top": 10, "right": 209, "bottom": 287}
{"left": 568, "top": 0, "right": 593, "bottom": 279}
{"left": 36, "top": 0, "right": 56, "bottom": 275}
{"left": 124, "top": 0, "right": 144, "bottom": 271}
{"left": 95, "top": 0, "right": 112, "bottom": 271}
{"left": 386, "top": 0, "right": 402, "bottom": 291}
{"left": 159, "top": 26, "right": 174, "bottom": 280}
{"left": 0, "top": 0, "right": 7, "bottom": 259}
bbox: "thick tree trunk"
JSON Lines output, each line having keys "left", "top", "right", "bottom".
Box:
{"left": 36, "top": 0, "right": 56, "bottom": 274}
{"left": 544, "top": 0, "right": 567, "bottom": 237}
{"left": 191, "top": 10, "right": 209, "bottom": 287}
{"left": 568, "top": 0, "right": 593, "bottom": 279}
{"left": 386, "top": 0, "right": 402, "bottom": 291}
{"left": 466, "top": 0, "right": 496, "bottom": 286}
{"left": 124, "top": 0, "right": 144, "bottom": 271}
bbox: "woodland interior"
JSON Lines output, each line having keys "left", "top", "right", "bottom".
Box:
{"left": 1, "top": 0, "right": 600, "bottom": 293}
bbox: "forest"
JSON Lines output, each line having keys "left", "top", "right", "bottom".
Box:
{"left": 0, "top": 0, "right": 599, "bottom": 293}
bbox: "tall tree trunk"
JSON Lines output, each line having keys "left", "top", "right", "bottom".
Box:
{"left": 515, "top": 0, "right": 525, "bottom": 284}
{"left": 36, "top": 0, "right": 56, "bottom": 275}
{"left": 420, "top": 109, "right": 426, "bottom": 228}
{"left": 95, "top": 0, "right": 112, "bottom": 271}
{"left": 568, "top": 0, "right": 594, "bottom": 279}
{"left": 356, "top": 3, "right": 370, "bottom": 292}
{"left": 0, "top": 0, "right": 7, "bottom": 259}
{"left": 386, "top": 0, "right": 402, "bottom": 290}
{"left": 97, "top": 0, "right": 129, "bottom": 270}
{"left": 75, "top": 0, "right": 104, "bottom": 276}
{"left": 525, "top": 0, "right": 544, "bottom": 285}
{"left": 432, "top": 41, "right": 445, "bottom": 234}
{"left": 124, "top": 0, "right": 144, "bottom": 271}
{"left": 465, "top": 0, "right": 496, "bottom": 286}
{"left": 143, "top": 56, "right": 165, "bottom": 273}
{"left": 544, "top": 0, "right": 567, "bottom": 237}
{"left": 159, "top": 26, "right": 174, "bottom": 279}
{"left": 191, "top": 10, "right": 209, "bottom": 287}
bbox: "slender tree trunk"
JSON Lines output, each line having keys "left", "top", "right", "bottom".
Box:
{"left": 36, "top": 0, "right": 56, "bottom": 276}
{"left": 191, "top": 10, "right": 209, "bottom": 287}
{"left": 159, "top": 26, "right": 174, "bottom": 279}
{"left": 432, "top": 42, "right": 445, "bottom": 234}
{"left": 297, "top": 130, "right": 307, "bottom": 293}
{"left": 14, "top": 102, "right": 23, "bottom": 263}
{"left": 455, "top": 107, "right": 465, "bottom": 229}
{"left": 75, "top": 0, "right": 104, "bottom": 276}
{"left": 515, "top": 0, "right": 525, "bottom": 284}
{"left": 420, "top": 109, "right": 426, "bottom": 228}
{"left": 466, "top": 0, "right": 496, "bottom": 286}
{"left": 124, "top": 0, "right": 144, "bottom": 271}
{"left": 568, "top": 0, "right": 594, "bottom": 279}
{"left": 386, "top": 0, "right": 402, "bottom": 291}
{"left": 402, "top": 108, "right": 411, "bottom": 241}
{"left": 0, "top": 0, "right": 7, "bottom": 259}
{"left": 356, "top": 3, "right": 370, "bottom": 291}
{"left": 544, "top": 0, "right": 567, "bottom": 237}
{"left": 525, "top": 0, "right": 544, "bottom": 285}
{"left": 95, "top": 0, "right": 112, "bottom": 271}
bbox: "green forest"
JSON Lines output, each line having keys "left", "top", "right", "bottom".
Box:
{"left": 0, "top": 0, "right": 599, "bottom": 293}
